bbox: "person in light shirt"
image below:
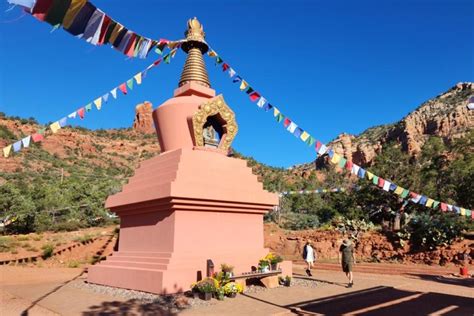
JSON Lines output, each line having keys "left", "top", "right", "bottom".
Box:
{"left": 303, "top": 240, "right": 315, "bottom": 276}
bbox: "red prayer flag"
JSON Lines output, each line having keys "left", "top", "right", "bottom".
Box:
{"left": 77, "top": 108, "right": 85, "bottom": 119}
{"left": 98, "top": 15, "right": 112, "bottom": 45}
{"left": 378, "top": 178, "right": 385, "bottom": 188}
{"left": 153, "top": 59, "right": 162, "bottom": 66}
{"left": 222, "top": 63, "right": 229, "bottom": 71}
{"left": 345, "top": 160, "right": 353, "bottom": 171}
{"left": 119, "top": 83, "right": 128, "bottom": 95}
{"left": 283, "top": 118, "right": 291, "bottom": 127}
{"left": 32, "top": 0, "right": 53, "bottom": 21}
{"left": 249, "top": 92, "right": 261, "bottom": 102}
{"left": 32, "top": 133, "right": 44, "bottom": 143}
{"left": 410, "top": 192, "right": 418, "bottom": 199}
{"left": 125, "top": 34, "right": 137, "bottom": 56}
{"left": 315, "top": 141, "right": 322, "bottom": 151}
{"left": 440, "top": 203, "right": 447, "bottom": 212}
{"left": 158, "top": 38, "right": 169, "bottom": 45}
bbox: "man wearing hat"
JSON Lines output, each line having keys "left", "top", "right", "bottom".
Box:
{"left": 338, "top": 238, "right": 356, "bottom": 288}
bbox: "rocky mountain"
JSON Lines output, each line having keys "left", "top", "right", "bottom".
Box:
{"left": 327, "top": 82, "right": 473, "bottom": 166}
{"left": 133, "top": 101, "right": 155, "bottom": 134}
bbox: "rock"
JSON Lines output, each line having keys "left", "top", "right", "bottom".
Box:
{"left": 133, "top": 101, "right": 155, "bottom": 134}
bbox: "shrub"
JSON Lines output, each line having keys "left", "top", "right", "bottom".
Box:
{"left": 282, "top": 213, "right": 320, "bottom": 230}
{"left": 41, "top": 243, "right": 54, "bottom": 259}
{"left": 406, "top": 213, "right": 467, "bottom": 250}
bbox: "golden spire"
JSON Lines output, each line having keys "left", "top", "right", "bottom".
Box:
{"left": 178, "top": 18, "right": 211, "bottom": 88}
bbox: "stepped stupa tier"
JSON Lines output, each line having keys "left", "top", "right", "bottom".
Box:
{"left": 87, "top": 18, "right": 290, "bottom": 294}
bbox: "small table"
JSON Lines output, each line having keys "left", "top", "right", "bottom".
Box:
{"left": 229, "top": 270, "right": 282, "bottom": 289}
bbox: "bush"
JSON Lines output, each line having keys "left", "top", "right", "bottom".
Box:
{"left": 41, "top": 243, "right": 54, "bottom": 259}
{"left": 406, "top": 213, "right": 467, "bottom": 250}
{"left": 282, "top": 213, "right": 320, "bottom": 230}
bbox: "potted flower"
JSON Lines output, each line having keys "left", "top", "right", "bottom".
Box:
{"left": 221, "top": 263, "right": 234, "bottom": 278}
{"left": 258, "top": 259, "right": 270, "bottom": 273}
{"left": 223, "top": 282, "right": 242, "bottom": 298}
{"left": 284, "top": 276, "right": 291, "bottom": 287}
{"left": 264, "top": 253, "right": 283, "bottom": 270}
{"left": 194, "top": 277, "right": 218, "bottom": 301}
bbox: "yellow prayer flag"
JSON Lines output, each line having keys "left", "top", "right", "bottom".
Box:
{"left": 3, "top": 144, "right": 12, "bottom": 158}
{"left": 300, "top": 131, "right": 310, "bottom": 142}
{"left": 426, "top": 199, "right": 434, "bottom": 207}
{"left": 394, "top": 186, "right": 404, "bottom": 195}
{"left": 50, "top": 122, "right": 61, "bottom": 133}
{"left": 460, "top": 208, "right": 466, "bottom": 216}
{"left": 94, "top": 97, "right": 102, "bottom": 110}
{"left": 273, "top": 107, "right": 280, "bottom": 117}
{"left": 239, "top": 80, "right": 248, "bottom": 91}
{"left": 331, "top": 153, "right": 341, "bottom": 164}
{"left": 208, "top": 50, "right": 217, "bottom": 57}
{"left": 167, "top": 41, "right": 180, "bottom": 49}
{"left": 367, "top": 172, "right": 374, "bottom": 180}
{"left": 134, "top": 73, "right": 142, "bottom": 85}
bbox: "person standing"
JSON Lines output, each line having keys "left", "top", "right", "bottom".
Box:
{"left": 338, "top": 239, "right": 356, "bottom": 288}
{"left": 303, "top": 240, "right": 315, "bottom": 276}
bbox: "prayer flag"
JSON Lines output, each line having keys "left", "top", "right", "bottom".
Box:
{"left": 3, "top": 145, "right": 12, "bottom": 158}
{"left": 460, "top": 208, "right": 466, "bottom": 216}
{"left": 249, "top": 92, "right": 261, "bottom": 102}
{"left": 367, "top": 172, "right": 374, "bottom": 180}
{"left": 228, "top": 68, "right": 236, "bottom": 78}
{"left": 22, "top": 136, "right": 31, "bottom": 148}
{"left": 447, "top": 204, "right": 453, "bottom": 212}
{"left": 12, "top": 141, "right": 22, "bottom": 152}
{"left": 170, "top": 49, "right": 177, "bottom": 58}
{"left": 411, "top": 194, "right": 421, "bottom": 203}
{"left": 306, "top": 136, "right": 316, "bottom": 146}
{"left": 208, "top": 50, "right": 218, "bottom": 57}
{"left": 110, "top": 88, "right": 118, "bottom": 99}
{"left": 426, "top": 199, "right": 434, "bottom": 208}
{"left": 257, "top": 97, "right": 267, "bottom": 108}
{"left": 433, "top": 201, "right": 440, "bottom": 209}
{"left": 318, "top": 144, "right": 328, "bottom": 155}
{"left": 94, "top": 97, "right": 102, "bottom": 110}
{"left": 378, "top": 178, "right": 385, "bottom": 188}
{"left": 246, "top": 87, "right": 255, "bottom": 95}
{"left": 372, "top": 175, "right": 379, "bottom": 185}
{"left": 358, "top": 168, "right": 366, "bottom": 179}
{"left": 240, "top": 80, "right": 249, "bottom": 91}
{"left": 453, "top": 206, "right": 460, "bottom": 213}
{"left": 419, "top": 196, "right": 428, "bottom": 205}
{"left": 127, "top": 78, "right": 134, "bottom": 90}
{"left": 331, "top": 153, "right": 341, "bottom": 164}
{"left": 233, "top": 76, "right": 242, "bottom": 83}
{"left": 59, "top": 117, "right": 67, "bottom": 127}
{"left": 440, "top": 203, "right": 447, "bottom": 212}
{"left": 338, "top": 157, "right": 347, "bottom": 168}
{"left": 293, "top": 127, "right": 303, "bottom": 138}
{"left": 7, "top": 0, "right": 36, "bottom": 11}
{"left": 315, "top": 141, "right": 322, "bottom": 152}
{"left": 352, "top": 164, "right": 360, "bottom": 176}
{"left": 401, "top": 189, "right": 409, "bottom": 199}
{"left": 216, "top": 56, "right": 223, "bottom": 64}
{"left": 327, "top": 149, "right": 334, "bottom": 158}
{"left": 222, "top": 63, "right": 229, "bottom": 71}
{"left": 283, "top": 118, "right": 291, "bottom": 127}
{"left": 164, "top": 53, "right": 171, "bottom": 64}
{"left": 134, "top": 73, "right": 142, "bottom": 85}
{"left": 102, "top": 93, "right": 109, "bottom": 103}
{"left": 32, "top": 133, "right": 44, "bottom": 143}
{"left": 394, "top": 186, "right": 404, "bottom": 195}
{"left": 68, "top": 112, "right": 77, "bottom": 119}
{"left": 50, "top": 121, "right": 61, "bottom": 133}
{"left": 85, "top": 103, "right": 92, "bottom": 111}
{"left": 287, "top": 122, "right": 298, "bottom": 133}
{"left": 119, "top": 83, "right": 127, "bottom": 95}
{"left": 77, "top": 107, "right": 85, "bottom": 119}
{"left": 300, "top": 131, "right": 310, "bottom": 142}
{"left": 345, "top": 160, "right": 353, "bottom": 171}
{"left": 389, "top": 183, "right": 397, "bottom": 191}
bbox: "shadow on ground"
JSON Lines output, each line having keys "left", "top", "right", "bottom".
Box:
{"left": 291, "top": 286, "right": 474, "bottom": 316}
{"left": 407, "top": 273, "right": 474, "bottom": 288}
{"left": 82, "top": 298, "right": 180, "bottom": 316}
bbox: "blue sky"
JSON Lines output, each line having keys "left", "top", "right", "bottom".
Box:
{"left": 0, "top": 0, "right": 472, "bottom": 167}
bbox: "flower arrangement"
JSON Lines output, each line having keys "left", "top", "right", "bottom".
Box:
{"left": 191, "top": 277, "right": 219, "bottom": 301}
{"left": 223, "top": 282, "right": 243, "bottom": 296}
{"left": 221, "top": 263, "right": 234, "bottom": 274}
{"left": 258, "top": 259, "right": 270, "bottom": 272}
{"left": 265, "top": 252, "right": 283, "bottom": 265}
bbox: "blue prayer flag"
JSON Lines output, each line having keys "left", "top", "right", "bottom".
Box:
{"left": 12, "top": 141, "right": 22, "bottom": 152}
{"left": 59, "top": 117, "right": 68, "bottom": 127}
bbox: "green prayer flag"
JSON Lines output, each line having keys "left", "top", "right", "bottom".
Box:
{"left": 338, "top": 157, "right": 347, "bottom": 168}
{"left": 432, "top": 201, "right": 440, "bottom": 209}
{"left": 85, "top": 103, "right": 92, "bottom": 112}
{"left": 127, "top": 79, "right": 134, "bottom": 90}
{"left": 155, "top": 47, "right": 163, "bottom": 55}
{"left": 38, "top": 128, "right": 46, "bottom": 135}
{"left": 401, "top": 189, "right": 409, "bottom": 199}
{"left": 372, "top": 175, "right": 379, "bottom": 185}
{"left": 276, "top": 113, "right": 284, "bottom": 123}
{"left": 216, "top": 56, "right": 223, "bottom": 64}
{"left": 306, "top": 136, "right": 316, "bottom": 146}
{"left": 466, "top": 209, "right": 472, "bottom": 217}
{"left": 164, "top": 54, "right": 171, "bottom": 64}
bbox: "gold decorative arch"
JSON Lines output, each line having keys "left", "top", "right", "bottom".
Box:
{"left": 192, "top": 95, "right": 238, "bottom": 151}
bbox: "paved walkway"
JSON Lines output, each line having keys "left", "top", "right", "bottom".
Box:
{"left": 1, "top": 264, "right": 472, "bottom": 315}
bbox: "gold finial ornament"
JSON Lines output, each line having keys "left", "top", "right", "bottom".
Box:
{"left": 179, "top": 17, "right": 211, "bottom": 88}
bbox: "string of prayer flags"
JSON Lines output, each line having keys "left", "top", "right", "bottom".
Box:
{"left": 2, "top": 50, "right": 177, "bottom": 160}
{"left": 18, "top": 0, "right": 175, "bottom": 59}
{"left": 208, "top": 46, "right": 473, "bottom": 219}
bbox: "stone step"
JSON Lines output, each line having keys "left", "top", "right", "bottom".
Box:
{"left": 108, "top": 256, "right": 170, "bottom": 264}
{"left": 113, "top": 251, "right": 173, "bottom": 258}
{"left": 100, "top": 260, "right": 168, "bottom": 270}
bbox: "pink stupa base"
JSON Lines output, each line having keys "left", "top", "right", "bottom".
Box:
{"left": 87, "top": 83, "right": 288, "bottom": 294}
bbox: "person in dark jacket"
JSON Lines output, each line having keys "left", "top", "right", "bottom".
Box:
{"left": 338, "top": 239, "right": 356, "bottom": 288}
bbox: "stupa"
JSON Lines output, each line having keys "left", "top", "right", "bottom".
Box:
{"left": 88, "top": 18, "right": 289, "bottom": 294}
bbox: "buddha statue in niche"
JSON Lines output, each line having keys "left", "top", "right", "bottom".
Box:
{"left": 203, "top": 116, "right": 223, "bottom": 148}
